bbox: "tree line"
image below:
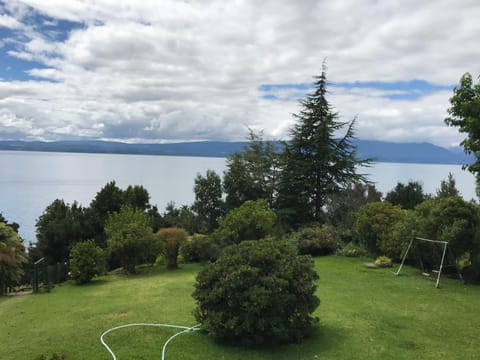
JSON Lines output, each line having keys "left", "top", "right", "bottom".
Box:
{"left": 2, "top": 67, "right": 480, "bottom": 293}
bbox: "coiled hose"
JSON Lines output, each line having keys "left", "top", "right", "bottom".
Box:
{"left": 100, "top": 323, "right": 201, "bottom": 360}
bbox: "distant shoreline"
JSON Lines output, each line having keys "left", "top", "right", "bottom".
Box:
{"left": 0, "top": 139, "right": 473, "bottom": 165}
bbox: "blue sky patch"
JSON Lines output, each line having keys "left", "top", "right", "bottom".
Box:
{"left": 259, "top": 80, "right": 454, "bottom": 101}
{"left": 0, "top": 4, "right": 83, "bottom": 81}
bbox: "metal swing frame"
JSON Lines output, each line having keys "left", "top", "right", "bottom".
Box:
{"left": 395, "top": 237, "right": 448, "bottom": 288}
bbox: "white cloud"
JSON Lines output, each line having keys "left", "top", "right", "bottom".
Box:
{"left": 0, "top": 14, "right": 22, "bottom": 28}
{"left": 0, "top": 0, "right": 479, "bottom": 146}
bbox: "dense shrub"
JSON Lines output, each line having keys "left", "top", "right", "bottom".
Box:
{"left": 211, "top": 199, "right": 276, "bottom": 245}
{"left": 294, "top": 225, "right": 337, "bottom": 256}
{"left": 413, "top": 197, "right": 480, "bottom": 281}
{"left": 156, "top": 227, "right": 188, "bottom": 269}
{"left": 180, "top": 234, "right": 220, "bottom": 263}
{"left": 463, "top": 253, "right": 480, "bottom": 284}
{"left": 193, "top": 239, "right": 320, "bottom": 346}
{"left": 336, "top": 242, "right": 369, "bottom": 258}
{"left": 354, "top": 201, "right": 405, "bottom": 258}
{"left": 69, "top": 240, "right": 105, "bottom": 284}
{"left": 414, "top": 197, "right": 479, "bottom": 254}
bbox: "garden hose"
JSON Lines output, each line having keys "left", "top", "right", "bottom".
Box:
{"left": 100, "top": 323, "right": 201, "bottom": 360}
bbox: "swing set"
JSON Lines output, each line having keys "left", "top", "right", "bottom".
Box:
{"left": 395, "top": 237, "right": 462, "bottom": 288}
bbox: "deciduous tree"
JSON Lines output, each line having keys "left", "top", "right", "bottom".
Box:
{"left": 223, "top": 130, "right": 279, "bottom": 210}
{"left": 0, "top": 222, "right": 27, "bottom": 294}
{"left": 156, "top": 227, "right": 187, "bottom": 270}
{"left": 192, "top": 170, "right": 224, "bottom": 232}
{"left": 445, "top": 72, "right": 480, "bottom": 195}
{"left": 36, "top": 200, "right": 90, "bottom": 264}
{"left": 105, "top": 206, "right": 155, "bottom": 274}
{"left": 0, "top": 213, "right": 19, "bottom": 234}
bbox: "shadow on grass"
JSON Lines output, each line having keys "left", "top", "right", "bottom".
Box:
{"left": 107, "top": 263, "right": 203, "bottom": 279}
{"left": 193, "top": 323, "right": 347, "bottom": 359}
{"left": 80, "top": 278, "right": 110, "bottom": 286}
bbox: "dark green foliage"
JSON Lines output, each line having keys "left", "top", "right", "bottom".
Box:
{"left": 354, "top": 201, "right": 405, "bottom": 258}
{"left": 413, "top": 197, "right": 480, "bottom": 279}
{"left": 223, "top": 130, "right": 280, "bottom": 211}
{"left": 147, "top": 205, "right": 164, "bottom": 233}
{"left": 385, "top": 181, "right": 430, "bottom": 209}
{"left": 69, "top": 240, "right": 105, "bottom": 284}
{"left": 174, "top": 205, "right": 199, "bottom": 234}
{"left": 336, "top": 242, "right": 369, "bottom": 257}
{"left": 160, "top": 202, "right": 200, "bottom": 234}
{"left": 156, "top": 227, "right": 188, "bottom": 270}
{"left": 161, "top": 202, "right": 182, "bottom": 227}
{"left": 391, "top": 209, "right": 418, "bottom": 256}
{"left": 414, "top": 197, "right": 479, "bottom": 255}
{"left": 180, "top": 234, "right": 220, "bottom": 263}
{"left": 36, "top": 200, "right": 92, "bottom": 265}
{"left": 436, "top": 173, "right": 460, "bottom": 198}
{"left": 193, "top": 239, "right": 320, "bottom": 346}
{"left": 89, "top": 182, "right": 153, "bottom": 248}
{"left": 326, "top": 182, "right": 382, "bottom": 229}
{"left": 212, "top": 199, "right": 276, "bottom": 245}
{"left": 192, "top": 170, "right": 225, "bottom": 232}
{"left": 88, "top": 181, "right": 125, "bottom": 248}
{"left": 444, "top": 72, "right": 480, "bottom": 195}
{"left": 89, "top": 181, "right": 125, "bottom": 221}
{"left": 0, "top": 213, "right": 20, "bottom": 233}
{"left": 105, "top": 206, "right": 156, "bottom": 274}
{"left": 0, "top": 222, "right": 27, "bottom": 294}
{"left": 294, "top": 225, "right": 337, "bottom": 256}
{"left": 124, "top": 185, "right": 151, "bottom": 210}
{"left": 463, "top": 252, "right": 480, "bottom": 283}
{"left": 276, "top": 65, "right": 369, "bottom": 228}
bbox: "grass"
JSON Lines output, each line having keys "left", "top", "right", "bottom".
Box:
{"left": 1, "top": 257, "right": 479, "bottom": 359}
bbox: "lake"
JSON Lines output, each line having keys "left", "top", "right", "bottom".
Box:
{"left": 0, "top": 150, "right": 477, "bottom": 243}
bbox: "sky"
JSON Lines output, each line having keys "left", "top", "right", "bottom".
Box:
{"left": 0, "top": 0, "right": 479, "bottom": 147}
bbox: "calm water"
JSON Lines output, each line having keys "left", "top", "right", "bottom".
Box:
{"left": 0, "top": 151, "right": 476, "bottom": 243}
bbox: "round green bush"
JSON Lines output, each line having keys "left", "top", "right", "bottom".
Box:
{"left": 192, "top": 239, "right": 320, "bottom": 346}
{"left": 69, "top": 240, "right": 105, "bottom": 284}
{"left": 295, "top": 225, "right": 337, "bottom": 256}
{"left": 180, "top": 234, "right": 220, "bottom": 263}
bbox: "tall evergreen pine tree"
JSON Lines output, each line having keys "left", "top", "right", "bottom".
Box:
{"left": 277, "top": 65, "right": 369, "bottom": 227}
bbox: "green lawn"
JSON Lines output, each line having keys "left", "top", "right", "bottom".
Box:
{"left": 1, "top": 257, "right": 479, "bottom": 359}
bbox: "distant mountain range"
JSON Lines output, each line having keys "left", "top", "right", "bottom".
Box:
{"left": 0, "top": 139, "right": 474, "bottom": 165}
